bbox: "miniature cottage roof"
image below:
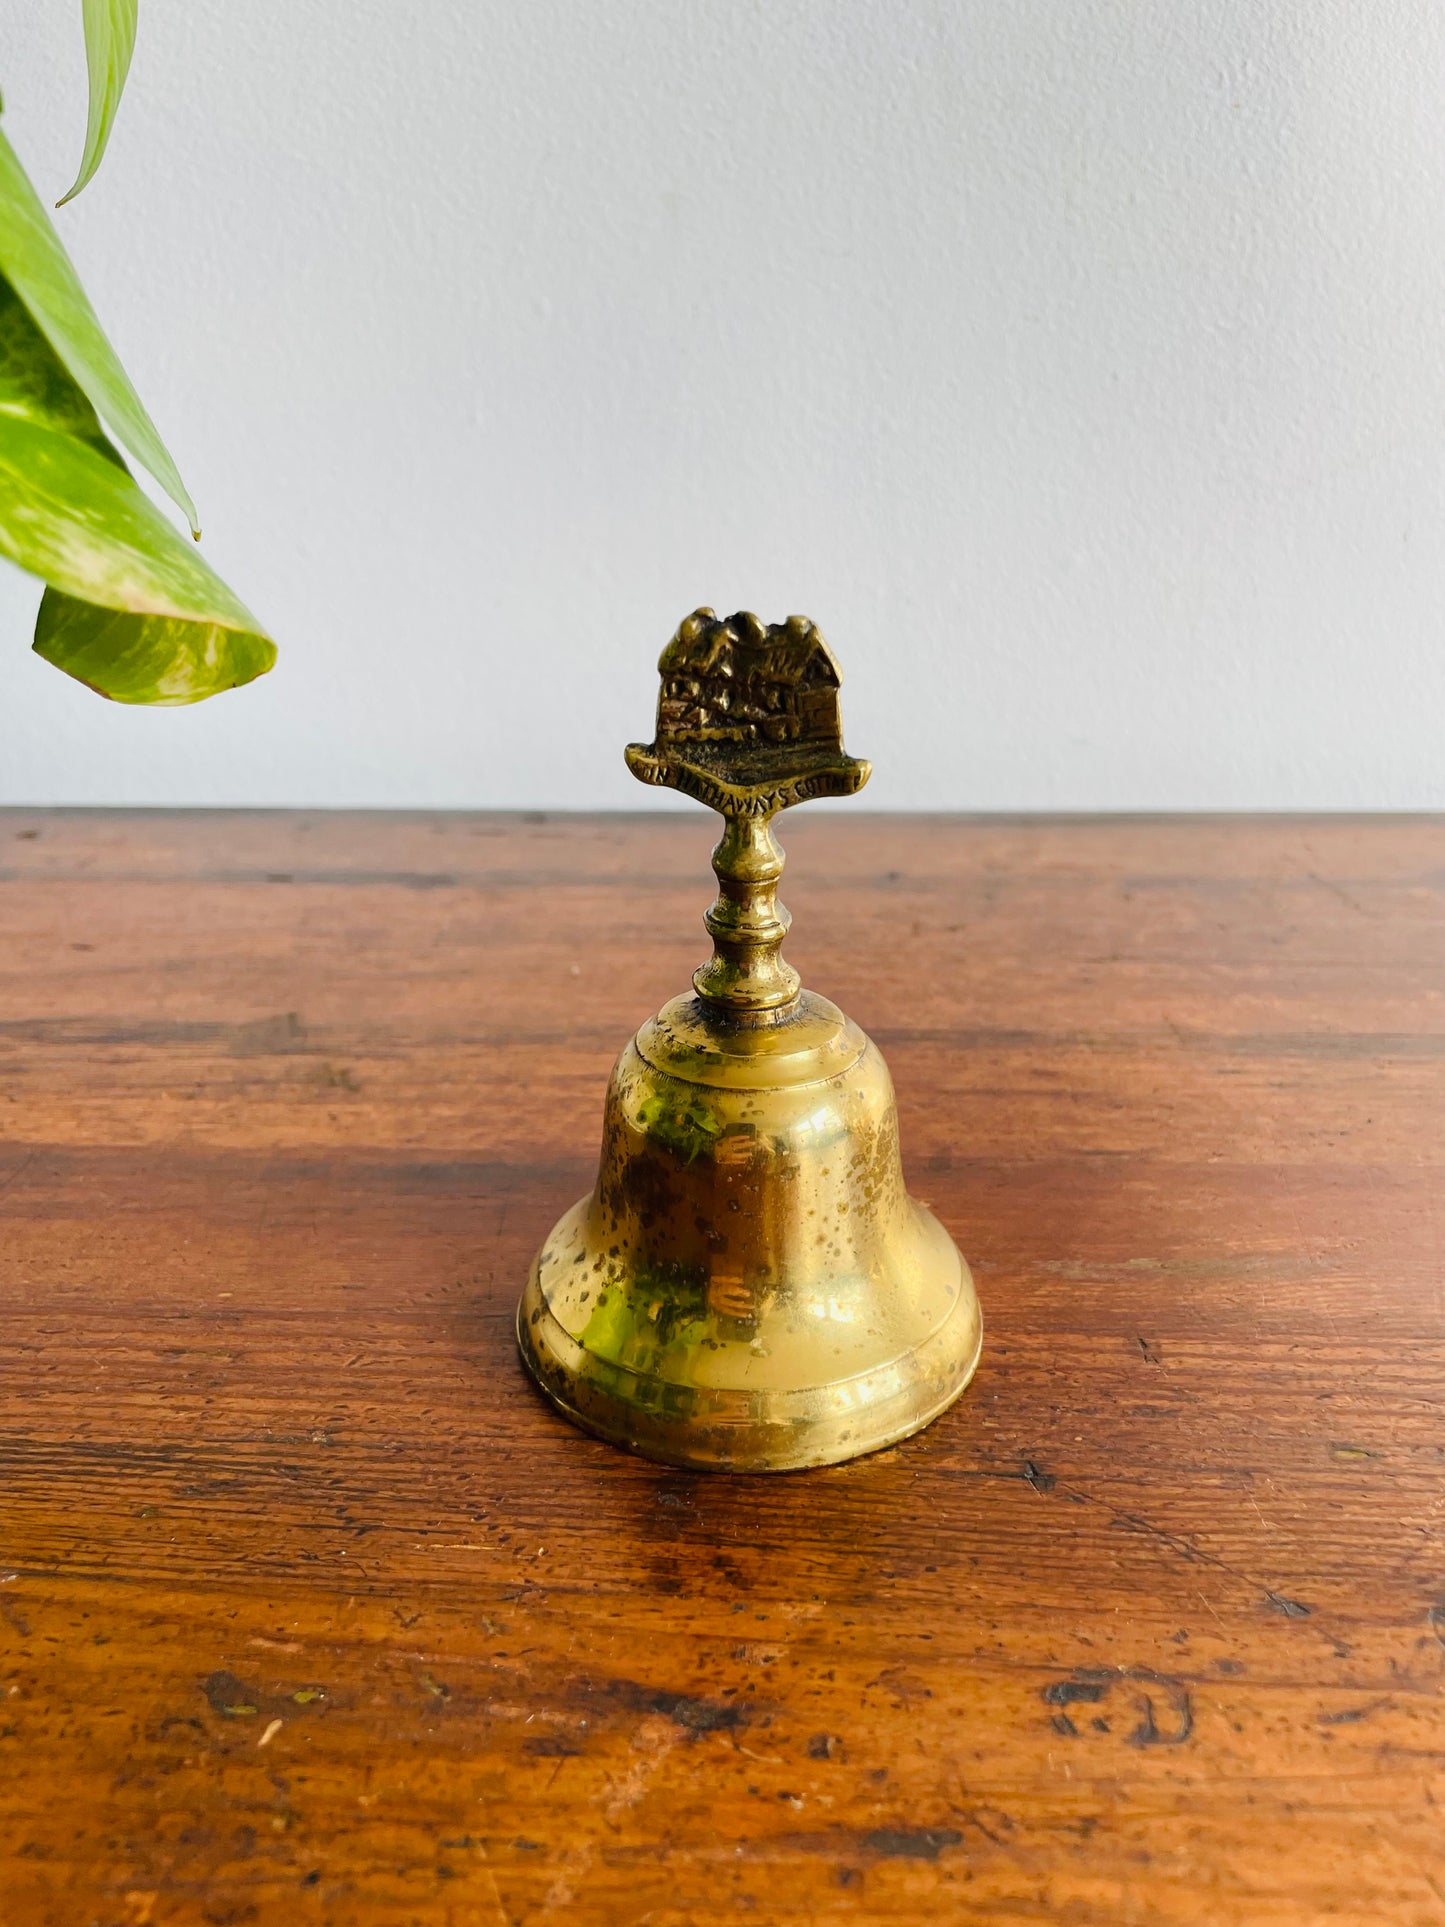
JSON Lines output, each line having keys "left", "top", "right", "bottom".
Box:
{"left": 658, "top": 609, "right": 842, "bottom": 688}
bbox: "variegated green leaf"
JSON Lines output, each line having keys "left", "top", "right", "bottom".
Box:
{"left": 0, "top": 120, "right": 197, "bottom": 532}
{"left": 0, "top": 407, "right": 262, "bottom": 620}
{"left": 33, "top": 589, "right": 275, "bottom": 704}
{"left": 0, "top": 269, "right": 274, "bottom": 703}
{"left": 58, "top": 0, "right": 138, "bottom": 208}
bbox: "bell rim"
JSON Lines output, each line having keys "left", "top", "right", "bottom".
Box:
{"left": 515, "top": 1222, "right": 983, "bottom": 1474}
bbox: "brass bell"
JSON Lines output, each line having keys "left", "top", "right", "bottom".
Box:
{"left": 517, "top": 610, "right": 982, "bottom": 1470}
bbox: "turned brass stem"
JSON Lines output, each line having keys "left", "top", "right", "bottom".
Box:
{"left": 692, "top": 810, "right": 801, "bottom": 1012}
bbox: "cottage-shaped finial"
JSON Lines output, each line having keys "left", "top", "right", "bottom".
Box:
{"left": 628, "top": 608, "right": 868, "bottom": 815}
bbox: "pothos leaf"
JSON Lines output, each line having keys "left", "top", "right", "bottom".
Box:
{"left": 34, "top": 591, "right": 275, "bottom": 705}
{"left": 0, "top": 120, "right": 197, "bottom": 532}
{"left": 0, "top": 262, "right": 273, "bottom": 703}
{"left": 58, "top": 0, "right": 139, "bottom": 209}
{"left": 0, "top": 408, "right": 259, "bottom": 627}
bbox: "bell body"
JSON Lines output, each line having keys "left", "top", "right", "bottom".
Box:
{"left": 518, "top": 989, "right": 981, "bottom": 1471}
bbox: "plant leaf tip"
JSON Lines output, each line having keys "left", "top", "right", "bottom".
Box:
{"left": 55, "top": 163, "right": 103, "bottom": 211}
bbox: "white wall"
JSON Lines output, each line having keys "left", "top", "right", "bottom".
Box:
{"left": 1, "top": 0, "right": 1442, "bottom": 810}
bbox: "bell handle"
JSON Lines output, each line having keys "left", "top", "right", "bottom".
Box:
{"left": 692, "top": 808, "right": 800, "bottom": 1012}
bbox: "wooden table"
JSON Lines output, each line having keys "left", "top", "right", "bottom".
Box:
{"left": 1, "top": 810, "right": 1442, "bottom": 1926}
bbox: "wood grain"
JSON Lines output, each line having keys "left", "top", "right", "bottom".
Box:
{"left": 0, "top": 809, "right": 1442, "bottom": 1926}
